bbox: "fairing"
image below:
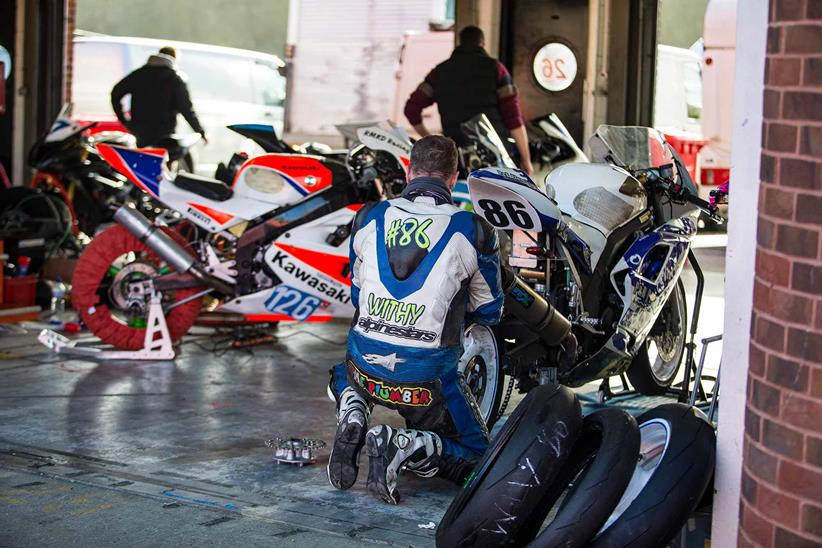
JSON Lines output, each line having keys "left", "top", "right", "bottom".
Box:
{"left": 546, "top": 163, "right": 647, "bottom": 238}
{"left": 563, "top": 216, "right": 697, "bottom": 386}
{"left": 97, "top": 145, "right": 349, "bottom": 233}
{"left": 467, "top": 167, "right": 596, "bottom": 273}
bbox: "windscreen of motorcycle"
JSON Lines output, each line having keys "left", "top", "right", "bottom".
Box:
{"left": 546, "top": 163, "right": 648, "bottom": 237}
{"left": 459, "top": 113, "right": 517, "bottom": 169}
{"left": 589, "top": 125, "right": 673, "bottom": 171}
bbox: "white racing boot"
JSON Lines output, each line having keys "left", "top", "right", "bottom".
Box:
{"left": 365, "top": 425, "right": 442, "bottom": 504}
{"left": 327, "top": 387, "right": 370, "bottom": 489}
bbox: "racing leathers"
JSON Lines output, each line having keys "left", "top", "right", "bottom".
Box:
{"left": 328, "top": 175, "right": 503, "bottom": 496}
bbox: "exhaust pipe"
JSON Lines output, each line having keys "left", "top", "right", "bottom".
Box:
{"left": 501, "top": 267, "right": 571, "bottom": 346}
{"left": 113, "top": 206, "right": 233, "bottom": 295}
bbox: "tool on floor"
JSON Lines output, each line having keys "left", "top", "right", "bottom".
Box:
{"left": 38, "top": 291, "right": 175, "bottom": 360}
{"left": 265, "top": 436, "right": 326, "bottom": 466}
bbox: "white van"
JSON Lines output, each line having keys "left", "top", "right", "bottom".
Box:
{"left": 72, "top": 35, "right": 286, "bottom": 175}
{"left": 654, "top": 44, "right": 704, "bottom": 136}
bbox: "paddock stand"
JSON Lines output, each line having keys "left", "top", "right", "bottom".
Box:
{"left": 38, "top": 292, "right": 175, "bottom": 361}
{"left": 596, "top": 250, "right": 713, "bottom": 405}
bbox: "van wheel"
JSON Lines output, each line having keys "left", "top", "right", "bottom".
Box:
{"left": 435, "top": 384, "right": 582, "bottom": 547}
{"left": 524, "top": 408, "right": 640, "bottom": 548}
{"left": 590, "top": 403, "right": 716, "bottom": 547}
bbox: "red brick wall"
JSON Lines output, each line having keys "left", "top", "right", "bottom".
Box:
{"left": 740, "top": 1, "right": 822, "bottom": 546}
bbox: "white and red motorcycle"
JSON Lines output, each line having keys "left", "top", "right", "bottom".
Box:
{"left": 73, "top": 122, "right": 412, "bottom": 350}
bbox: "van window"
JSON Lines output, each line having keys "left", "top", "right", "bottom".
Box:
{"left": 179, "top": 51, "right": 254, "bottom": 103}
{"left": 72, "top": 41, "right": 127, "bottom": 116}
{"left": 683, "top": 61, "right": 703, "bottom": 121}
{"left": 251, "top": 61, "right": 285, "bottom": 106}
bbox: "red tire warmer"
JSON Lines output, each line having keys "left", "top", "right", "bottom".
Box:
{"left": 72, "top": 225, "right": 204, "bottom": 350}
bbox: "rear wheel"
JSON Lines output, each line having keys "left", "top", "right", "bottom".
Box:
{"left": 627, "top": 280, "right": 687, "bottom": 395}
{"left": 457, "top": 324, "right": 504, "bottom": 429}
{"left": 72, "top": 224, "right": 204, "bottom": 350}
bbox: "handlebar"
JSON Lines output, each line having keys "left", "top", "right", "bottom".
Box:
{"left": 639, "top": 167, "right": 725, "bottom": 224}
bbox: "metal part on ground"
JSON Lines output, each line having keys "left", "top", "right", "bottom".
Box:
{"left": 265, "top": 437, "right": 327, "bottom": 466}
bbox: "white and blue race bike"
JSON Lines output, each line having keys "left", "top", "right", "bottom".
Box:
{"left": 459, "top": 125, "right": 724, "bottom": 422}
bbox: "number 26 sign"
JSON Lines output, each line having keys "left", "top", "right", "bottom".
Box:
{"left": 533, "top": 42, "right": 578, "bottom": 92}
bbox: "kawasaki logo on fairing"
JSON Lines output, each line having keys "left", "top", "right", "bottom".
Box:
{"left": 269, "top": 250, "right": 350, "bottom": 304}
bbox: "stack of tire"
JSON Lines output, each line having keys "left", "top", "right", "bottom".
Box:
{"left": 436, "top": 384, "right": 716, "bottom": 547}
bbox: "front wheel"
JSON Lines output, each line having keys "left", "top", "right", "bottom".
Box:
{"left": 627, "top": 280, "right": 687, "bottom": 395}
{"left": 72, "top": 224, "right": 204, "bottom": 350}
{"left": 457, "top": 324, "right": 504, "bottom": 429}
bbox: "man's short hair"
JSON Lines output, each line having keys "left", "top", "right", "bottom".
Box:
{"left": 159, "top": 46, "right": 177, "bottom": 58}
{"left": 459, "top": 26, "right": 484, "bottom": 47}
{"left": 410, "top": 135, "right": 458, "bottom": 180}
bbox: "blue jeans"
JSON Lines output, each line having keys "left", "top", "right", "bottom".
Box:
{"left": 329, "top": 361, "right": 489, "bottom": 459}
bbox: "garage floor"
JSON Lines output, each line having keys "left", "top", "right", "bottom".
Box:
{"left": 0, "top": 247, "right": 723, "bottom": 547}
{"left": 0, "top": 322, "right": 466, "bottom": 546}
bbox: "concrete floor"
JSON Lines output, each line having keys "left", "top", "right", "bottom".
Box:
{"left": 0, "top": 245, "right": 725, "bottom": 547}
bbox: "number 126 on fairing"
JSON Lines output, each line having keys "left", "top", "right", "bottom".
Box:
{"left": 264, "top": 286, "right": 323, "bottom": 321}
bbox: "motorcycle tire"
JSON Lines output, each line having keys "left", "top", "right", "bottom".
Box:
{"left": 458, "top": 324, "right": 504, "bottom": 429}
{"left": 627, "top": 280, "right": 687, "bottom": 396}
{"left": 73, "top": 224, "right": 204, "bottom": 350}
{"left": 525, "top": 408, "right": 640, "bottom": 548}
{"left": 590, "top": 403, "right": 716, "bottom": 548}
{"left": 435, "top": 384, "right": 582, "bottom": 548}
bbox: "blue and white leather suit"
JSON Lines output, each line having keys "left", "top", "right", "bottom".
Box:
{"left": 330, "top": 176, "right": 504, "bottom": 460}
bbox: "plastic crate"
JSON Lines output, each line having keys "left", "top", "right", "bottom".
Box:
{"left": 4, "top": 275, "right": 38, "bottom": 306}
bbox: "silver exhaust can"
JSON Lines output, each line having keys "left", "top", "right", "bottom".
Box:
{"left": 113, "top": 206, "right": 195, "bottom": 273}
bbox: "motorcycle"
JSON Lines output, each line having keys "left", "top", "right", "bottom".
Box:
{"left": 29, "top": 105, "right": 203, "bottom": 237}
{"left": 214, "top": 123, "right": 352, "bottom": 185}
{"left": 72, "top": 121, "right": 411, "bottom": 350}
{"left": 459, "top": 124, "right": 724, "bottom": 423}
{"left": 527, "top": 113, "right": 588, "bottom": 174}
{"left": 29, "top": 105, "right": 136, "bottom": 236}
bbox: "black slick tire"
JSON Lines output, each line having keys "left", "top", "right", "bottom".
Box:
{"left": 590, "top": 403, "right": 716, "bottom": 547}
{"left": 525, "top": 408, "right": 640, "bottom": 548}
{"left": 435, "top": 384, "right": 582, "bottom": 547}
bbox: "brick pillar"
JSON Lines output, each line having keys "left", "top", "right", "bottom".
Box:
{"left": 740, "top": 1, "right": 822, "bottom": 546}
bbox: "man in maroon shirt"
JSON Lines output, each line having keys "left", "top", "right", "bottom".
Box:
{"left": 403, "top": 26, "right": 533, "bottom": 176}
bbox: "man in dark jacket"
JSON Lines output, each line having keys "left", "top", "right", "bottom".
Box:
{"left": 111, "top": 46, "right": 206, "bottom": 147}
{"left": 403, "top": 26, "right": 533, "bottom": 176}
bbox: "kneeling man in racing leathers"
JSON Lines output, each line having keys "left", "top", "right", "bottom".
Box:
{"left": 327, "top": 135, "right": 503, "bottom": 504}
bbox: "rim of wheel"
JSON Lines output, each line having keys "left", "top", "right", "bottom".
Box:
{"left": 458, "top": 324, "right": 499, "bottom": 424}
{"left": 100, "top": 252, "right": 173, "bottom": 328}
{"left": 73, "top": 225, "right": 204, "bottom": 350}
{"left": 647, "top": 288, "right": 686, "bottom": 383}
{"left": 596, "top": 419, "right": 671, "bottom": 535}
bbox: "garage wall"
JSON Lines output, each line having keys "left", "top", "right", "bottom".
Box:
{"left": 75, "top": 0, "right": 290, "bottom": 58}
{"left": 287, "top": 0, "right": 440, "bottom": 137}
{"left": 739, "top": 1, "right": 822, "bottom": 546}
